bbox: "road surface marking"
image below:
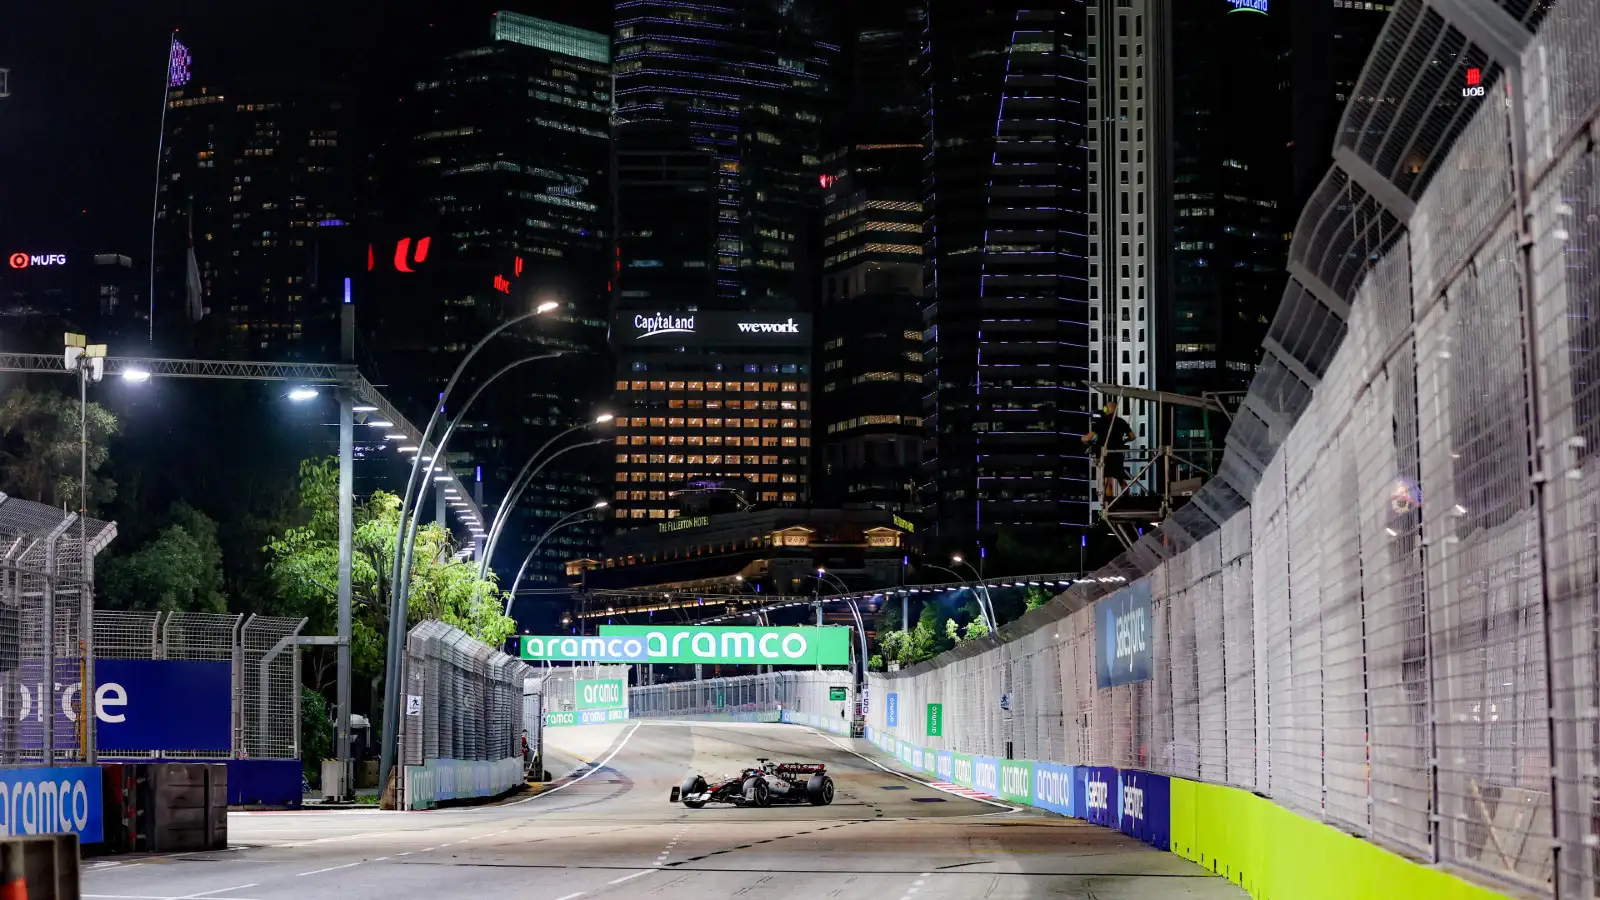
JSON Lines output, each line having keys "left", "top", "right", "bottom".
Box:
{"left": 553, "top": 893, "right": 586, "bottom": 900}
{"left": 607, "top": 871, "right": 651, "bottom": 885}
{"left": 512, "top": 722, "right": 641, "bottom": 805}
{"left": 175, "top": 885, "right": 259, "bottom": 899}
{"left": 372, "top": 857, "right": 390, "bottom": 862}
{"left": 397, "top": 851, "right": 412, "bottom": 856}
{"left": 295, "top": 863, "right": 359, "bottom": 877}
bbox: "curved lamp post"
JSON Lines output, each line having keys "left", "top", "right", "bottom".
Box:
{"left": 950, "top": 555, "right": 999, "bottom": 633}
{"left": 378, "top": 299, "right": 558, "bottom": 804}
{"left": 921, "top": 562, "right": 997, "bottom": 633}
{"left": 505, "top": 500, "right": 609, "bottom": 613}
{"left": 479, "top": 415, "right": 613, "bottom": 579}
{"left": 811, "top": 569, "right": 870, "bottom": 688}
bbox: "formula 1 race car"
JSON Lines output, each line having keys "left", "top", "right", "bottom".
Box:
{"left": 671, "top": 758, "right": 836, "bottom": 808}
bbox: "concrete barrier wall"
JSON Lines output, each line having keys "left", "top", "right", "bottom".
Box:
{"left": 402, "top": 756, "right": 522, "bottom": 810}
{"left": 0, "top": 834, "right": 79, "bottom": 900}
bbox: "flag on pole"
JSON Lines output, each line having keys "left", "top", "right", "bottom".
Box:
{"left": 185, "top": 213, "right": 205, "bottom": 322}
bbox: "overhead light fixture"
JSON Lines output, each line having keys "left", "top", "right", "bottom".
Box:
{"left": 399, "top": 446, "right": 419, "bottom": 453}
{"left": 537, "top": 300, "right": 559, "bottom": 313}
{"left": 288, "top": 387, "right": 318, "bottom": 402}
{"left": 121, "top": 368, "right": 152, "bottom": 384}
{"left": 386, "top": 433, "right": 406, "bottom": 441}
{"left": 353, "top": 405, "right": 378, "bottom": 413}
{"left": 433, "top": 475, "right": 450, "bottom": 482}
{"left": 367, "top": 420, "right": 395, "bottom": 428}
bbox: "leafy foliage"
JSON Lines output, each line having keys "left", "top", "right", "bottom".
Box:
{"left": 0, "top": 386, "right": 118, "bottom": 510}
{"left": 100, "top": 503, "right": 227, "bottom": 613}
{"left": 301, "top": 686, "right": 333, "bottom": 783}
{"left": 265, "top": 458, "right": 514, "bottom": 690}
{"left": 1024, "top": 584, "right": 1053, "bottom": 612}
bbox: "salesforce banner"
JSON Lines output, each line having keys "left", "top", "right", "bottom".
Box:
{"left": 16, "top": 658, "right": 232, "bottom": 753}
{"left": 1095, "top": 579, "right": 1154, "bottom": 688}
{"left": 1119, "top": 770, "right": 1170, "bottom": 849}
{"left": 1080, "top": 765, "right": 1121, "bottom": 828}
{"left": 0, "top": 765, "right": 102, "bottom": 842}
{"left": 1032, "top": 762, "right": 1078, "bottom": 818}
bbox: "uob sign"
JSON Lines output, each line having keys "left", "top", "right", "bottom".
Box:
{"left": 1095, "top": 579, "right": 1154, "bottom": 688}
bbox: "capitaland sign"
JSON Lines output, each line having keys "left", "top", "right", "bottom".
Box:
{"left": 633, "top": 312, "right": 695, "bottom": 338}
{"left": 520, "top": 626, "right": 850, "bottom": 666}
{"left": 622, "top": 309, "right": 811, "bottom": 346}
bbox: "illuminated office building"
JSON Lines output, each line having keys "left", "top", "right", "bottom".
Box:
{"left": 816, "top": 6, "right": 925, "bottom": 512}
{"left": 362, "top": 12, "right": 613, "bottom": 591}
{"left": 921, "top": 5, "right": 1093, "bottom": 545}
{"left": 609, "top": 311, "right": 813, "bottom": 522}
{"left": 155, "top": 62, "right": 355, "bottom": 360}
{"left": 612, "top": 0, "right": 836, "bottom": 311}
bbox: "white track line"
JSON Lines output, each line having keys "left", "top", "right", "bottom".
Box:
{"left": 295, "top": 862, "right": 359, "bottom": 877}
{"left": 178, "top": 887, "right": 259, "bottom": 899}
{"left": 607, "top": 871, "right": 652, "bottom": 885}
{"left": 511, "top": 722, "right": 641, "bottom": 804}
{"left": 552, "top": 893, "right": 587, "bottom": 900}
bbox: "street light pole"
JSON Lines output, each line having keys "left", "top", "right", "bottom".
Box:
{"left": 379, "top": 301, "right": 557, "bottom": 805}
{"left": 951, "top": 556, "right": 998, "bottom": 633}
{"left": 335, "top": 386, "right": 354, "bottom": 798}
{"left": 64, "top": 334, "right": 107, "bottom": 764}
{"left": 506, "top": 501, "right": 608, "bottom": 609}
{"left": 479, "top": 418, "right": 612, "bottom": 579}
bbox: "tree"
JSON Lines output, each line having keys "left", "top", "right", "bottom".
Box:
{"left": 962, "top": 616, "right": 990, "bottom": 642}
{"left": 265, "top": 457, "right": 515, "bottom": 692}
{"left": 1024, "top": 584, "right": 1053, "bottom": 612}
{"left": 100, "top": 503, "right": 228, "bottom": 613}
{"left": 0, "top": 386, "right": 118, "bottom": 510}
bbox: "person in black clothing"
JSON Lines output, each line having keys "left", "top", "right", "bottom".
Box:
{"left": 1082, "top": 398, "right": 1134, "bottom": 502}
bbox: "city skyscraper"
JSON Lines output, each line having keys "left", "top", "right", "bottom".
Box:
{"left": 816, "top": 4, "right": 926, "bottom": 512}
{"left": 607, "top": 0, "right": 837, "bottom": 525}
{"left": 920, "top": 5, "right": 1092, "bottom": 548}
{"left": 1165, "top": 0, "right": 1292, "bottom": 443}
{"left": 154, "top": 51, "right": 357, "bottom": 360}
{"left": 361, "top": 12, "right": 613, "bottom": 593}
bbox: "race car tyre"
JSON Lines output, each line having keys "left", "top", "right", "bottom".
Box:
{"left": 681, "top": 774, "right": 707, "bottom": 809}
{"left": 744, "top": 776, "right": 771, "bottom": 807}
{"left": 806, "top": 774, "right": 835, "bottom": 806}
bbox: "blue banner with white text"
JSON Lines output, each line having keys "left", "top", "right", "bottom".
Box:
{"left": 1118, "top": 769, "right": 1170, "bottom": 849}
{"left": 0, "top": 766, "right": 103, "bottom": 842}
{"left": 1032, "top": 761, "right": 1078, "bottom": 818}
{"left": 1080, "top": 765, "right": 1120, "bottom": 828}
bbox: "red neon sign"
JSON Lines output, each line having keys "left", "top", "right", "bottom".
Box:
{"left": 8, "top": 253, "right": 28, "bottom": 270}
{"left": 1465, "top": 67, "right": 1482, "bottom": 86}
{"left": 514, "top": 256, "right": 524, "bottom": 277}
{"left": 493, "top": 274, "right": 510, "bottom": 294}
{"left": 393, "top": 236, "right": 431, "bottom": 273}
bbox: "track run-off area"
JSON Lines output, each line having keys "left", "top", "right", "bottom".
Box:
{"left": 82, "top": 721, "right": 1245, "bottom": 900}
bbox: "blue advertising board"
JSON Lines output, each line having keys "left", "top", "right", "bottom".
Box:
{"left": 1095, "top": 579, "right": 1154, "bottom": 688}
{"left": 935, "top": 750, "right": 954, "bottom": 782}
{"left": 0, "top": 766, "right": 103, "bottom": 842}
{"left": 1080, "top": 765, "right": 1120, "bottom": 828}
{"left": 972, "top": 755, "right": 1001, "bottom": 796}
{"left": 885, "top": 692, "right": 899, "bottom": 728}
{"left": 1118, "top": 770, "right": 1170, "bottom": 849}
{"left": 17, "top": 659, "right": 233, "bottom": 753}
{"left": 1032, "top": 761, "right": 1078, "bottom": 818}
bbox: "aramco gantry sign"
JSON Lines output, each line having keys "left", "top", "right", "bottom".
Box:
{"left": 520, "top": 626, "right": 851, "bottom": 666}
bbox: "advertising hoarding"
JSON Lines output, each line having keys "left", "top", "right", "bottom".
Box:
{"left": 1080, "top": 765, "right": 1121, "bottom": 828}
{"left": 0, "top": 766, "right": 102, "bottom": 842}
{"left": 1095, "top": 579, "right": 1155, "bottom": 688}
{"left": 885, "top": 692, "right": 899, "bottom": 727}
{"left": 621, "top": 309, "right": 812, "bottom": 347}
{"left": 16, "top": 658, "right": 232, "bottom": 753}
{"left": 596, "top": 626, "right": 851, "bottom": 666}
{"left": 574, "top": 678, "right": 625, "bottom": 711}
{"left": 925, "top": 702, "right": 943, "bottom": 737}
{"left": 1119, "top": 770, "right": 1170, "bottom": 849}
{"left": 1032, "top": 762, "right": 1079, "bottom": 818}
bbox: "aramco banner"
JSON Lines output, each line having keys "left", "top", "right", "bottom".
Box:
{"left": 520, "top": 627, "right": 851, "bottom": 666}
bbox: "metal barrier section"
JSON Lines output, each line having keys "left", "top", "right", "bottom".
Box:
{"left": 400, "top": 621, "right": 527, "bottom": 769}
{"left": 0, "top": 494, "right": 115, "bottom": 767}
{"left": 631, "top": 671, "right": 849, "bottom": 727}
{"left": 534, "top": 665, "right": 632, "bottom": 714}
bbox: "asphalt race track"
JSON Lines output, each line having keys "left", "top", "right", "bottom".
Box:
{"left": 82, "top": 721, "right": 1246, "bottom": 900}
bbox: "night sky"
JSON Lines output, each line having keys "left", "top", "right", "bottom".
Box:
{"left": 0, "top": 1, "right": 610, "bottom": 259}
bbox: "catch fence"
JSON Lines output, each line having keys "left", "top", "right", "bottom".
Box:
{"left": 400, "top": 620, "right": 528, "bottom": 768}
{"left": 860, "top": 0, "right": 1600, "bottom": 894}
{"left": 92, "top": 610, "right": 306, "bottom": 761}
{"left": 631, "top": 670, "right": 849, "bottom": 723}
{"left": 0, "top": 493, "right": 114, "bottom": 767}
